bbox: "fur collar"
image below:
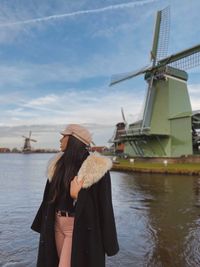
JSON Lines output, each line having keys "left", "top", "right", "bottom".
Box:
{"left": 77, "top": 152, "right": 112, "bottom": 188}
{"left": 47, "top": 151, "right": 112, "bottom": 188}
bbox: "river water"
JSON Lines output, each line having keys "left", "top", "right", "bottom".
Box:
{"left": 0, "top": 153, "right": 200, "bottom": 267}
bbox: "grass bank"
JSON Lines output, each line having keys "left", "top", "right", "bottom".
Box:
{"left": 112, "top": 159, "right": 200, "bottom": 175}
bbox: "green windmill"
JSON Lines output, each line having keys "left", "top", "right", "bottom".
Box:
{"left": 110, "top": 7, "right": 200, "bottom": 157}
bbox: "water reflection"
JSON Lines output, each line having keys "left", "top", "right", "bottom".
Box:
{"left": 110, "top": 172, "right": 200, "bottom": 267}
{"left": 184, "top": 178, "right": 200, "bottom": 267}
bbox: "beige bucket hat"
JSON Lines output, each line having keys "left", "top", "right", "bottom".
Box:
{"left": 60, "top": 124, "right": 92, "bottom": 145}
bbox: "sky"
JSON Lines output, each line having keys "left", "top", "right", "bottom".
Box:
{"left": 0, "top": 0, "right": 200, "bottom": 149}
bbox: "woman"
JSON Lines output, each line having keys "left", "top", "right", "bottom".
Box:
{"left": 31, "top": 124, "right": 119, "bottom": 267}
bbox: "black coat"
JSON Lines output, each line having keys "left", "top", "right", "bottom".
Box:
{"left": 31, "top": 171, "right": 119, "bottom": 267}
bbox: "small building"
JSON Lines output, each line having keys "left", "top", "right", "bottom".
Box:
{"left": 90, "top": 146, "right": 108, "bottom": 153}
{"left": 0, "top": 147, "right": 11, "bottom": 153}
{"left": 109, "top": 122, "right": 126, "bottom": 154}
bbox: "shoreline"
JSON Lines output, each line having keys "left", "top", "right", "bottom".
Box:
{"left": 1, "top": 152, "right": 200, "bottom": 175}
{"left": 111, "top": 159, "right": 200, "bottom": 176}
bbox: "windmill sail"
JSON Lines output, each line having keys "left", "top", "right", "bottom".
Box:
{"left": 141, "top": 76, "right": 156, "bottom": 130}
{"left": 142, "top": 7, "right": 170, "bottom": 129}
{"left": 110, "top": 65, "right": 151, "bottom": 86}
{"left": 151, "top": 6, "right": 170, "bottom": 64}
{"left": 121, "top": 107, "right": 127, "bottom": 125}
{"left": 158, "top": 44, "right": 200, "bottom": 70}
{"left": 151, "top": 9, "right": 161, "bottom": 63}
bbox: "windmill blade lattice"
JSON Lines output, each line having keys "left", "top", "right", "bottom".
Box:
{"left": 156, "top": 6, "right": 170, "bottom": 61}
{"left": 151, "top": 6, "right": 170, "bottom": 64}
{"left": 169, "top": 50, "right": 200, "bottom": 70}
{"left": 158, "top": 44, "right": 200, "bottom": 71}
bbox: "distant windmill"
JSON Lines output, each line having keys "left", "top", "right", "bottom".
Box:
{"left": 109, "top": 108, "right": 128, "bottom": 154}
{"left": 22, "top": 131, "right": 37, "bottom": 153}
{"left": 121, "top": 107, "right": 128, "bottom": 131}
{"left": 120, "top": 107, "right": 142, "bottom": 155}
{"left": 110, "top": 6, "right": 200, "bottom": 157}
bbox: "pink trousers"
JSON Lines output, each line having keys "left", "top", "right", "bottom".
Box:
{"left": 54, "top": 213, "right": 75, "bottom": 267}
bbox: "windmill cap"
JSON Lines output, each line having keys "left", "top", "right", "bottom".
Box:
{"left": 60, "top": 124, "right": 92, "bottom": 145}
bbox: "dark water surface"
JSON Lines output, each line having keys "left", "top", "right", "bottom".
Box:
{"left": 0, "top": 154, "right": 200, "bottom": 267}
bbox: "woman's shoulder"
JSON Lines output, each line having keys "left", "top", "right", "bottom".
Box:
{"left": 78, "top": 152, "right": 112, "bottom": 189}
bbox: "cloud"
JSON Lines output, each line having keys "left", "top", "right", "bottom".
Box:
{"left": 1, "top": 0, "right": 200, "bottom": 150}
{"left": 188, "top": 83, "right": 200, "bottom": 110}
{"left": 0, "top": 0, "right": 158, "bottom": 28}
{"left": 1, "top": 81, "right": 200, "bottom": 148}
{"left": 0, "top": 92, "right": 24, "bottom": 105}
{"left": 188, "top": 84, "right": 200, "bottom": 94}
{"left": 23, "top": 94, "right": 58, "bottom": 107}
{"left": 0, "top": 86, "right": 144, "bottom": 127}
{"left": 0, "top": 63, "right": 103, "bottom": 90}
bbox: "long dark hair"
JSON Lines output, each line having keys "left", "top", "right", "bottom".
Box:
{"left": 49, "top": 135, "right": 89, "bottom": 202}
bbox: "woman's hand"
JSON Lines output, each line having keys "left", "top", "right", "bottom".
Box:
{"left": 70, "top": 176, "right": 84, "bottom": 200}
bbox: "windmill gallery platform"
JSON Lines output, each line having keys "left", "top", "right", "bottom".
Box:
{"left": 110, "top": 7, "right": 200, "bottom": 158}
